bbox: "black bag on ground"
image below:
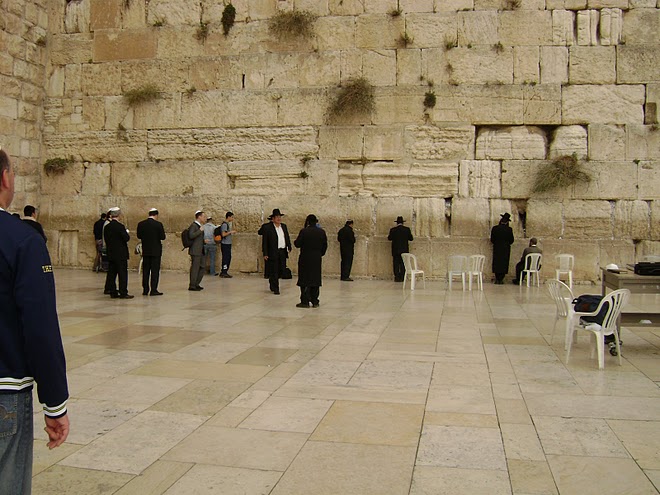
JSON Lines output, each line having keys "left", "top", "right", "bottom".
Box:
{"left": 572, "top": 294, "right": 609, "bottom": 325}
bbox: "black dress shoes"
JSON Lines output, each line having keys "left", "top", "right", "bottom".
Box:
{"left": 150, "top": 291, "right": 163, "bottom": 296}
{"left": 119, "top": 294, "right": 134, "bottom": 299}
{"left": 296, "top": 302, "right": 309, "bottom": 308}
{"left": 143, "top": 291, "right": 149, "bottom": 296}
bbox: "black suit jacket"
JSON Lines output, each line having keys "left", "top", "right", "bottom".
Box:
{"left": 104, "top": 220, "right": 130, "bottom": 261}
{"left": 22, "top": 219, "right": 47, "bottom": 243}
{"left": 261, "top": 222, "right": 292, "bottom": 259}
{"left": 388, "top": 224, "right": 413, "bottom": 255}
{"left": 137, "top": 218, "right": 166, "bottom": 257}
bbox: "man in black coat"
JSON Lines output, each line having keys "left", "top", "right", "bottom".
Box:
{"left": 261, "top": 208, "right": 291, "bottom": 295}
{"left": 103, "top": 207, "right": 133, "bottom": 299}
{"left": 93, "top": 213, "right": 106, "bottom": 272}
{"left": 337, "top": 220, "right": 355, "bottom": 281}
{"left": 137, "top": 208, "right": 166, "bottom": 296}
{"left": 22, "top": 205, "right": 47, "bottom": 243}
{"left": 388, "top": 216, "right": 413, "bottom": 282}
{"left": 188, "top": 210, "right": 206, "bottom": 291}
{"left": 295, "top": 214, "right": 328, "bottom": 308}
{"left": 490, "top": 212, "right": 515, "bottom": 284}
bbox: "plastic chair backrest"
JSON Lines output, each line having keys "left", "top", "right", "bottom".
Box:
{"left": 598, "top": 289, "right": 630, "bottom": 333}
{"left": 468, "top": 255, "right": 485, "bottom": 272}
{"left": 136, "top": 242, "right": 143, "bottom": 256}
{"left": 556, "top": 254, "right": 574, "bottom": 271}
{"left": 448, "top": 255, "right": 466, "bottom": 272}
{"left": 401, "top": 253, "right": 414, "bottom": 272}
{"left": 546, "top": 279, "right": 573, "bottom": 318}
{"left": 525, "top": 253, "right": 542, "bottom": 270}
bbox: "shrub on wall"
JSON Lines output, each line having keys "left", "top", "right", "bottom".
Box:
{"left": 532, "top": 154, "right": 592, "bottom": 193}
{"left": 123, "top": 85, "right": 162, "bottom": 106}
{"left": 269, "top": 10, "right": 316, "bottom": 40}
{"left": 44, "top": 157, "right": 73, "bottom": 176}
{"left": 328, "top": 77, "right": 375, "bottom": 120}
{"left": 222, "top": 3, "right": 237, "bottom": 36}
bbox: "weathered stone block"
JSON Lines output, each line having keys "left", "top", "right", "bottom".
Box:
{"left": 90, "top": 0, "right": 121, "bottom": 30}
{"left": 587, "top": 0, "right": 628, "bottom": 6}
{"left": 405, "top": 13, "right": 458, "bottom": 49}
{"left": 375, "top": 197, "right": 414, "bottom": 235}
{"left": 552, "top": 10, "right": 575, "bottom": 46}
{"left": 499, "top": 11, "right": 553, "bottom": 46}
{"left": 526, "top": 200, "right": 563, "bottom": 238}
{"left": 121, "top": 60, "right": 190, "bottom": 93}
{"left": 569, "top": 46, "right": 616, "bottom": 84}
{"left": 429, "top": 238, "right": 491, "bottom": 280}
{"left": 0, "top": 95, "right": 18, "bottom": 119}
{"left": 112, "top": 162, "right": 196, "bottom": 197}
{"left": 599, "top": 8, "right": 622, "bottom": 46}
{"left": 574, "top": 161, "right": 638, "bottom": 200}
{"left": 189, "top": 58, "right": 241, "bottom": 91}
{"left": 81, "top": 62, "right": 121, "bottom": 96}
{"left": 627, "top": 125, "right": 660, "bottom": 161}
{"left": 363, "top": 50, "right": 397, "bottom": 87}
{"left": 147, "top": 0, "right": 201, "bottom": 26}
{"left": 436, "top": 0, "right": 474, "bottom": 9}
{"left": 225, "top": 160, "right": 305, "bottom": 197}
{"left": 44, "top": 130, "right": 148, "bottom": 162}
{"left": 329, "top": 0, "right": 364, "bottom": 15}
{"left": 539, "top": 239, "right": 599, "bottom": 282}
{"left": 39, "top": 194, "right": 98, "bottom": 231}
{"left": 400, "top": 0, "right": 434, "bottom": 12}
{"left": 459, "top": 160, "right": 501, "bottom": 198}
{"left": 638, "top": 161, "right": 660, "bottom": 199}
{"left": 647, "top": 84, "right": 660, "bottom": 126}
{"left": 440, "top": 85, "right": 523, "bottom": 125}
{"left": 396, "top": 49, "right": 423, "bottom": 86}
{"left": 64, "top": 0, "right": 90, "bottom": 34}
{"left": 540, "top": 47, "right": 569, "bottom": 84}
{"left": 80, "top": 162, "right": 111, "bottom": 196}
{"left": 447, "top": 47, "right": 513, "bottom": 85}
{"left": 652, "top": 201, "right": 660, "bottom": 240}
{"left": 450, "top": 198, "right": 490, "bottom": 237}
{"left": 588, "top": 124, "right": 626, "bottom": 161}
{"left": 514, "top": 46, "right": 539, "bottom": 84}
{"left": 319, "top": 126, "right": 364, "bottom": 160}
{"left": 81, "top": 97, "right": 105, "bottom": 130}
{"left": 422, "top": 48, "right": 450, "bottom": 85}
{"left": 415, "top": 197, "right": 449, "bottom": 238}
{"left": 576, "top": 10, "right": 599, "bottom": 46}
{"left": 133, "top": 93, "right": 181, "bottom": 130}
{"left": 277, "top": 89, "right": 328, "bottom": 127}
{"left": 563, "top": 200, "right": 612, "bottom": 238}
{"left": 356, "top": 14, "right": 404, "bottom": 50}
{"left": 299, "top": 51, "right": 341, "bottom": 87}
{"left": 373, "top": 91, "right": 422, "bottom": 125}
{"left": 549, "top": 125, "right": 587, "bottom": 159}
{"left": 359, "top": 161, "right": 459, "bottom": 197}
{"left": 476, "top": 126, "right": 547, "bottom": 160}
{"left": 598, "top": 240, "right": 635, "bottom": 274}
{"left": 364, "top": 0, "right": 398, "bottom": 13}
{"left": 50, "top": 34, "right": 93, "bottom": 65}
{"left": 457, "top": 11, "right": 499, "bottom": 46}
{"left": 562, "top": 85, "right": 645, "bottom": 125}
{"left": 405, "top": 124, "right": 475, "bottom": 161}
{"left": 617, "top": 45, "right": 660, "bottom": 84}
{"left": 622, "top": 9, "right": 660, "bottom": 45}
{"left": 614, "top": 200, "right": 650, "bottom": 239}
{"left": 178, "top": 90, "right": 278, "bottom": 128}
{"left": 93, "top": 29, "right": 157, "bottom": 62}
{"left": 502, "top": 160, "right": 574, "bottom": 199}
{"left": 364, "top": 126, "right": 404, "bottom": 160}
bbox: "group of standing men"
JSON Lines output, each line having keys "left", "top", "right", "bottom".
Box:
{"left": 187, "top": 210, "right": 236, "bottom": 291}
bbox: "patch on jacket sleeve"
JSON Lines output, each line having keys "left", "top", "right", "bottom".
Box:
{"left": 42, "top": 265, "right": 53, "bottom": 273}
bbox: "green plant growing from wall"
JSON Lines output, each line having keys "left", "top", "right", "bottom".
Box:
{"left": 532, "top": 153, "right": 592, "bottom": 193}
{"left": 116, "top": 123, "right": 129, "bottom": 142}
{"left": 185, "top": 86, "right": 197, "bottom": 96}
{"left": 152, "top": 18, "right": 165, "bottom": 27}
{"left": 123, "top": 84, "right": 162, "bottom": 106}
{"left": 328, "top": 77, "right": 375, "bottom": 120}
{"left": 222, "top": 3, "right": 237, "bottom": 36}
{"left": 493, "top": 42, "right": 505, "bottom": 54}
{"left": 388, "top": 8, "right": 403, "bottom": 17}
{"left": 399, "top": 32, "right": 413, "bottom": 48}
{"left": 269, "top": 10, "right": 317, "bottom": 40}
{"left": 196, "top": 21, "right": 210, "bottom": 42}
{"left": 424, "top": 91, "right": 437, "bottom": 109}
{"left": 44, "top": 157, "right": 74, "bottom": 176}
{"left": 444, "top": 35, "right": 458, "bottom": 51}
{"left": 36, "top": 35, "right": 47, "bottom": 47}
{"left": 503, "top": 0, "right": 522, "bottom": 9}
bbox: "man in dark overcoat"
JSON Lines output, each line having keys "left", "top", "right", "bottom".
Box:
{"left": 490, "top": 212, "right": 514, "bottom": 284}
{"left": 104, "top": 207, "right": 133, "bottom": 298}
{"left": 137, "top": 208, "right": 166, "bottom": 295}
{"left": 295, "top": 214, "right": 328, "bottom": 308}
{"left": 188, "top": 210, "right": 206, "bottom": 291}
{"left": 337, "top": 220, "right": 355, "bottom": 281}
{"left": 387, "top": 216, "right": 413, "bottom": 282}
{"left": 261, "top": 208, "right": 292, "bottom": 295}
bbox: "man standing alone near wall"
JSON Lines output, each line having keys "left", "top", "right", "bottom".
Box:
{"left": 188, "top": 210, "right": 206, "bottom": 291}
{"left": 261, "top": 208, "right": 291, "bottom": 295}
{"left": 337, "top": 220, "right": 355, "bottom": 281}
{"left": 104, "top": 207, "right": 133, "bottom": 299}
{"left": 219, "top": 211, "right": 237, "bottom": 278}
{"left": 137, "top": 208, "right": 166, "bottom": 295}
{"left": 388, "top": 216, "right": 413, "bottom": 283}
{"left": 0, "top": 148, "right": 70, "bottom": 494}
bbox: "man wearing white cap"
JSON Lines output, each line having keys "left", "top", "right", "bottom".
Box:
{"left": 103, "top": 207, "right": 134, "bottom": 299}
{"left": 188, "top": 210, "right": 207, "bottom": 290}
{"left": 137, "top": 208, "right": 166, "bottom": 295}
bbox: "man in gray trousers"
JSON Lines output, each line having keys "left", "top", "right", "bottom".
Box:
{"left": 188, "top": 210, "right": 206, "bottom": 291}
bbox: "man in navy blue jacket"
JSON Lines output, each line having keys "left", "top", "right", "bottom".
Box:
{"left": 0, "top": 149, "right": 70, "bottom": 494}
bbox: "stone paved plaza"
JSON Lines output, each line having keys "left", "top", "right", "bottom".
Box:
{"left": 31, "top": 268, "right": 660, "bottom": 494}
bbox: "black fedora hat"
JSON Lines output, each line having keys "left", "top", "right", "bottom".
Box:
{"left": 268, "top": 208, "right": 285, "bottom": 219}
{"left": 395, "top": 216, "right": 405, "bottom": 224}
{"left": 500, "top": 212, "right": 511, "bottom": 222}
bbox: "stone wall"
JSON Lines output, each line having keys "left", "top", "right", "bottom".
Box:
{"left": 17, "top": 0, "right": 660, "bottom": 280}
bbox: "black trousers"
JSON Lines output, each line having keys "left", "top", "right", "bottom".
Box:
{"left": 142, "top": 255, "right": 161, "bottom": 293}
{"left": 300, "top": 286, "right": 320, "bottom": 305}
{"left": 107, "top": 259, "right": 128, "bottom": 295}
{"left": 267, "top": 248, "right": 287, "bottom": 292}
{"left": 392, "top": 253, "right": 405, "bottom": 282}
{"left": 340, "top": 247, "right": 353, "bottom": 280}
{"left": 221, "top": 243, "right": 232, "bottom": 274}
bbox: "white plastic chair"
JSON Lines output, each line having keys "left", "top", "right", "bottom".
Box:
{"left": 401, "top": 253, "right": 425, "bottom": 290}
{"left": 447, "top": 255, "right": 467, "bottom": 291}
{"left": 467, "top": 255, "right": 485, "bottom": 291}
{"left": 522, "top": 253, "right": 542, "bottom": 287}
{"left": 555, "top": 254, "right": 574, "bottom": 289}
{"left": 136, "top": 242, "right": 143, "bottom": 275}
{"left": 566, "top": 288, "right": 630, "bottom": 369}
{"left": 546, "top": 279, "right": 575, "bottom": 348}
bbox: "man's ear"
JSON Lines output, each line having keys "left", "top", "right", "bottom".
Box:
{"left": 0, "top": 169, "right": 7, "bottom": 189}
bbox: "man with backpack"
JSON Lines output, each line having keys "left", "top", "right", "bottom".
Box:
{"left": 217, "top": 211, "right": 237, "bottom": 278}
{"left": 187, "top": 210, "right": 206, "bottom": 291}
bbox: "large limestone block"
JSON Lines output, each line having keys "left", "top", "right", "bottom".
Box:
{"left": 64, "top": 64, "right": 82, "bottom": 97}
{"left": 80, "top": 162, "right": 111, "bottom": 196}
{"left": 121, "top": 60, "right": 190, "bottom": 93}
{"left": 396, "top": 49, "right": 423, "bottom": 86}
{"left": 458, "top": 11, "right": 498, "bottom": 46}
{"left": 648, "top": 84, "right": 660, "bottom": 125}
{"left": 449, "top": 198, "right": 490, "bottom": 237}
{"left": 502, "top": 160, "right": 574, "bottom": 200}
{"left": 338, "top": 161, "right": 367, "bottom": 197}
{"left": 147, "top": 0, "right": 201, "bottom": 26}
{"left": 552, "top": 10, "right": 575, "bottom": 46}
{"left": 429, "top": 239, "right": 491, "bottom": 280}
{"left": 147, "top": 127, "right": 318, "bottom": 162}
{"left": 39, "top": 195, "right": 99, "bottom": 231}
{"left": 82, "top": 97, "right": 105, "bottom": 131}
{"left": 375, "top": 197, "right": 414, "bottom": 235}
{"left": 459, "top": 160, "right": 501, "bottom": 198}
{"left": 335, "top": 196, "right": 376, "bottom": 237}
{"left": 328, "top": 0, "right": 364, "bottom": 15}
{"left": 90, "top": 0, "right": 121, "bottom": 30}
{"left": 443, "top": 85, "right": 525, "bottom": 125}
{"left": 277, "top": 89, "right": 328, "bottom": 127}
{"left": 81, "top": 62, "right": 121, "bottom": 96}
{"left": 364, "top": 0, "right": 399, "bottom": 13}
{"left": 514, "top": 46, "right": 540, "bottom": 84}
{"left": 614, "top": 200, "right": 650, "bottom": 239}
{"left": 562, "top": 85, "right": 645, "bottom": 124}
{"left": 549, "top": 125, "right": 587, "bottom": 159}
{"left": 304, "top": 159, "right": 339, "bottom": 197}
{"left": 64, "top": 0, "right": 90, "bottom": 34}
{"left": 439, "top": 0, "right": 475, "bottom": 11}
{"left": 576, "top": 10, "right": 599, "bottom": 46}
{"left": 44, "top": 130, "right": 148, "bottom": 162}
{"left": 299, "top": 51, "right": 341, "bottom": 87}
{"left": 319, "top": 126, "right": 364, "bottom": 160}
{"left": 525, "top": 84, "right": 562, "bottom": 126}
{"left": 540, "top": 47, "right": 569, "bottom": 84}
{"left": 588, "top": 124, "right": 626, "bottom": 160}
{"left": 363, "top": 50, "right": 397, "bottom": 87}
{"left": 112, "top": 162, "right": 196, "bottom": 197}
{"left": 499, "top": 11, "right": 553, "bottom": 46}
{"left": 178, "top": 90, "right": 278, "bottom": 128}
{"left": 238, "top": 52, "right": 300, "bottom": 90}
{"left": 599, "top": 8, "right": 622, "bottom": 46}
{"left": 40, "top": 162, "right": 84, "bottom": 195}
{"left": 569, "top": 46, "right": 616, "bottom": 84}
{"left": 446, "top": 47, "right": 513, "bottom": 85}
{"left": 50, "top": 34, "right": 93, "bottom": 65}
{"left": 189, "top": 57, "right": 241, "bottom": 91}
{"left": 405, "top": 13, "right": 458, "bottom": 49}
{"left": 652, "top": 201, "right": 660, "bottom": 240}
{"left": 627, "top": 125, "right": 660, "bottom": 160}
{"left": 536, "top": 239, "right": 600, "bottom": 282}
{"left": 415, "top": 197, "right": 449, "bottom": 238}
{"left": 360, "top": 161, "right": 459, "bottom": 197}
{"left": 400, "top": 0, "right": 434, "bottom": 12}
{"left": 526, "top": 200, "right": 563, "bottom": 238}
{"left": 93, "top": 29, "right": 157, "bottom": 62}
{"left": 621, "top": 8, "right": 660, "bottom": 45}
{"left": 0, "top": 96, "right": 18, "bottom": 120}
{"left": 574, "top": 161, "right": 637, "bottom": 200}
{"left": 617, "top": 45, "right": 660, "bottom": 84}
{"left": 563, "top": 200, "right": 612, "bottom": 238}
{"left": 588, "top": 0, "right": 628, "bottom": 6}
{"left": 133, "top": 93, "right": 181, "bottom": 130}
{"left": 364, "top": 126, "right": 404, "bottom": 160}
{"left": 227, "top": 160, "right": 306, "bottom": 196}
{"left": 476, "top": 126, "right": 547, "bottom": 160}
{"left": 191, "top": 161, "right": 229, "bottom": 196}
{"left": 638, "top": 161, "right": 660, "bottom": 199}
{"left": 366, "top": 237, "right": 396, "bottom": 279}
{"left": 405, "top": 124, "right": 475, "bottom": 161}
{"left": 154, "top": 26, "right": 204, "bottom": 60}
{"left": 373, "top": 91, "right": 423, "bottom": 125}
{"left": 598, "top": 241, "right": 635, "bottom": 274}
{"left": 355, "top": 14, "right": 404, "bottom": 49}
{"left": 422, "top": 48, "right": 451, "bottom": 85}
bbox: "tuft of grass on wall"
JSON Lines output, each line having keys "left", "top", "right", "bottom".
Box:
{"left": 388, "top": 8, "right": 403, "bottom": 17}
{"left": 444, "top": 35, "right": 458, "bottom": 51}
{"left": 123, "top": 84, "right": 162, "bottom": 106}
{"left": 398, "top": 32, "right": 413, "bottom": 48}
{"left": 222, "top": 3, "right": 237, "bottom": 36}
{"left": 503, "top": 0, "right": 522, "bottom": 9}
{"left": 44, "top": 157, "right": 74, "bottom": 176}
{"left": 328, "top": 77, "right": 375, "bottom": 120}
{"left": 269, "top": 10, "right": 317, "bottom": 40}
{"left": 424, "top": 91, "right": 437, "bottom": 109}
{"left": 532, "top": 153, "right": 592, "bottom": 193}
{"left": 196, "top": 21, "right": 210, "bottom": 42}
